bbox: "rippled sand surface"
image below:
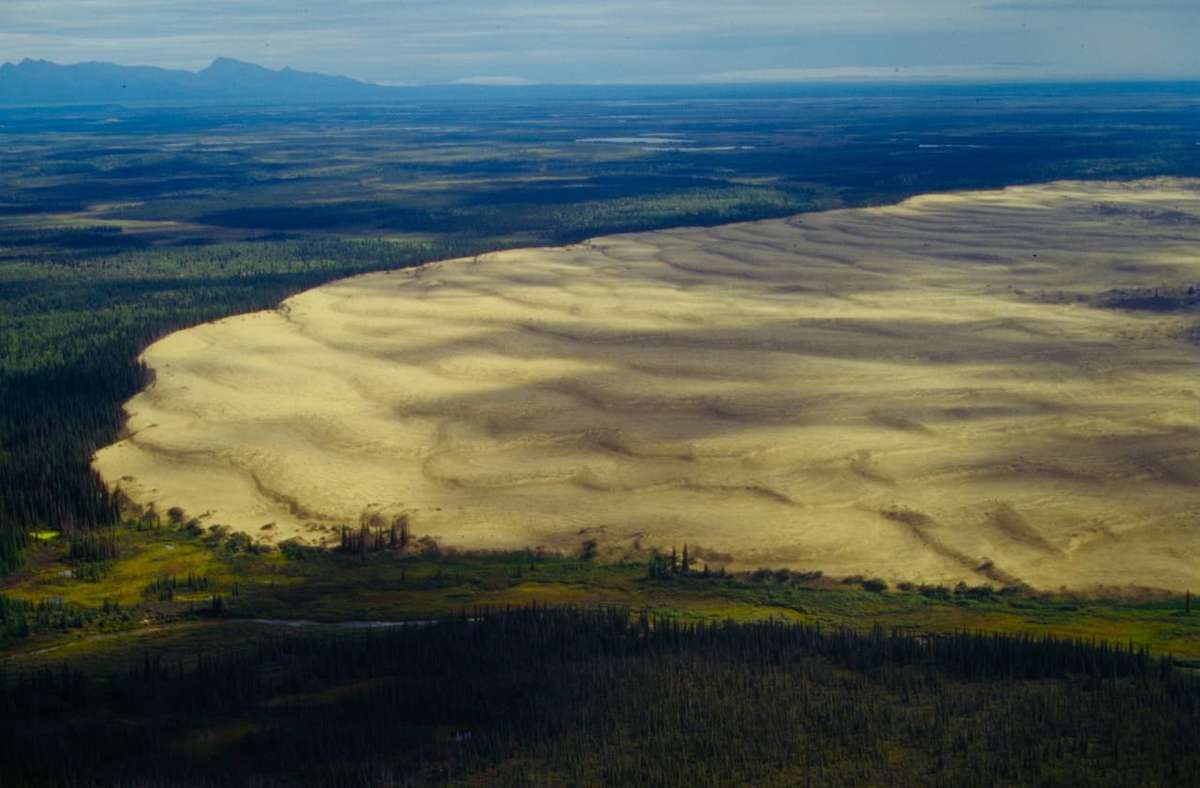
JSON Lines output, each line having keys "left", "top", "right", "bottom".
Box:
{"left": 95, "top": 180, "right": 1200, "bottom": 590}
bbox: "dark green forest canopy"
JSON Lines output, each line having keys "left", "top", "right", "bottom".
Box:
{"left": 2, "top": 608, "right": 1197, "bottom": 786}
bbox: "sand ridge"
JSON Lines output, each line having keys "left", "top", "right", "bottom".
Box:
{"left": 95, "top": 179, "right": 1200, "bottom": 590}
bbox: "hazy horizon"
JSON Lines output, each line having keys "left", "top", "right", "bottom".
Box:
{"left": 1, "top": 1, "right": 1197, "bottom": 87}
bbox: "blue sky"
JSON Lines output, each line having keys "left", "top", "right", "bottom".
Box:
{"left": 1, "top": 1, "right": 1196, "bottom": 84}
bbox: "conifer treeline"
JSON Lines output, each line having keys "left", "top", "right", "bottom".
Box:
{"left": 338, "top": 513, "right": 411, "bottom": 554}
{"left": 1, "top": 607, "right": 1196, "bottom": 786}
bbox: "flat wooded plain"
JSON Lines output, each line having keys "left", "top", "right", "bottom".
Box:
{"left": 95, "top": 180, "right": 1200, "bottom": 590}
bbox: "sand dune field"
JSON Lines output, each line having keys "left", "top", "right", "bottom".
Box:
{"left": 94, "top": 180, "right": 1200, "bottom": 590}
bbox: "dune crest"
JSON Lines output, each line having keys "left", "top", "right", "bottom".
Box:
{"left": 94, "top": 180, "right": 1200, "bottom": 590}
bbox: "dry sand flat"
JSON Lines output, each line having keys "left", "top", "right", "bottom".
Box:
{"left": 95, "top": 180, "right": 1200, "bottom": 590}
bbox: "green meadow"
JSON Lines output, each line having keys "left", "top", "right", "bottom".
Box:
{"left": 4, "top": 517, "right": 1196, "bottom": 675}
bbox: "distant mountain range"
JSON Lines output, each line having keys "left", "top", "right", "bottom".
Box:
{"left": 0, "top": 57, "right": 399, "bottom": 106}
{"left": 0, "top": 57, "right": 821, "bottom": 106}
{"left": 4, "top": 58, "right": 1191, "bottom": 108}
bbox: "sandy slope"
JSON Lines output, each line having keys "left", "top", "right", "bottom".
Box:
{"left": 94, "top": 180, "right": 1200, "bottom": 590}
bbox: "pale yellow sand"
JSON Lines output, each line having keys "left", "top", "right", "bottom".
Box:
{"left": 94, "top": 180, "right": 1200, "bottom": 590}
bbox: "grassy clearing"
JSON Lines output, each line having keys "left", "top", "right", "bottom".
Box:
{"left": 2, "top": 520, "right": 1196, "bottom": 674}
